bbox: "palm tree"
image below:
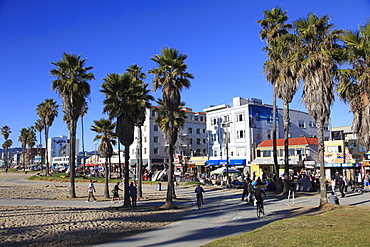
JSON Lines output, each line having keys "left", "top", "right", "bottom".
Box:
{"left": 36, "top": 99, "right": 59, "bottom": 176}
{"left": 154, "top": 99, "right": 187, "bottom": 199}
{"left": 19, "top": 128, "right": 29, "bottom": 172}
{"left": 294, "top": 13, "right": 343, "bottom": 205}
{"left": 2, "top": 139, "right": 13, "bottom": 170}
{"left": 1, "top": 126, "right": 11, "bottom": 171}
{"left": 337, "top": 22, "right": 370, "bottom": 150}
{"left": 91, "top": 118, "right": 117, "bottom": 198}
{"left": 148, "top": 47, "right": 194, "bottom": 209}
{"left": 80, "top": 102, "right": 88, "bottom": 175}
{"left": 126, "top": 64, "right": 154, "bottom": 198}
{"left": 34, "top": 119, "right": 44, "bottom": 170}
{"left": 26, "top": 126, "right": 37, "bottom": 167}
{"left": 257, "top": 6, "right": 292, "bottom": 194}
{"left": 51, "top": 52, "right": 94, "bottom": 198}
{"left": 101, "top": 72, "right": 152, "bottom": 207}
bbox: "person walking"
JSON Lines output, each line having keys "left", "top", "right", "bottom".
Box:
{"left": 111, "top": 182, "right": 122, "bottom": 203}
{"left": 331, "top": 178, "right": 336, "bottom": 192}
{"left": 339, "top": 177, "right": 345, "bottom": 198}
{"left": 241, "top": 180, "right": 248, "bottom": 201}
{"left": 129, "top": 182, "right": 138, "bottom": 207}
{"left": 86, "top": 180, "right": 97, "bottom": 202}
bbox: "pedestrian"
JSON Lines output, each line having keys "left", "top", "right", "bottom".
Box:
{"left": 343, "top": 175, "right": 349, "bottom": 192}
{"left": 339, "top": 176, "right": 345, "bottom": 198}
{"left": 331, "top": 178, "right": 336, "bottom": 192}
{"left": 247, "top": 180, "right": 254, "bottom": 204}
{"left": 86, "top": 180, "right": 96, "bottom": 202}
{"left": 129, "top": 182, "right": 137, "bottom": 206}
{"left": 328, "top": 191, "right": 339, "bottom": 205}
{"left": 111, "top": 182, "right": 122, "bottom": 203}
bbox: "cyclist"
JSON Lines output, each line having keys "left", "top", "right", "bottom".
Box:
{"left": 255, "top": 184, "right": 266, "bottom": 214}
{"left": 195, "top": 184, "right": 205, "bottom": 207}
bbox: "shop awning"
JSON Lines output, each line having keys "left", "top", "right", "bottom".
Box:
{"left": 189, "top": 156, "right": 208, "bottom": 166}
{"left": 229, "top": 159, "right": 246, "bottom": 165}
{"left": 206, "top": 159, "right": 227, "bottom": 165}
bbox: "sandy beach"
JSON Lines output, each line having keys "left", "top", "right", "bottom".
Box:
{"left": 0, "top": 173, "right": 192, "bottom": 247}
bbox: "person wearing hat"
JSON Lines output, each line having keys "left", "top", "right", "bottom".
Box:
{"left": 87, "top": 180, "right": 97, "bottom": 202}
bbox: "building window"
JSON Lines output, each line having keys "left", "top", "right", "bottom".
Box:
{"left": 189, "top": 138, "right": 193, "bottom": 145}
{"left": 144, "top": 136, "right": 147, "bottom": 143}
{"left": 213, "top": 134, "right": 217, "bottom": 142}
{"left": 213, "top": 150, "right": 218, "bottom": 157}
{"left": 196, "top": 128, "right": 201, "bottom": 134}
{"left": 151, "top": 110, "right": 156, "bottom": 117}
{"left": 200, "top": 116, "right": 204, "bottom": 121}
{"left": 154, "top": 136, "right": 159, "bottom": 143}
{"left": 189, "top": 115, "right": 193, "bottom": 121}
{"left": 154, "top": 148, "right": 158, "bottom": 154}
{"left": 267, "top": 114, "right": 271, "bottom": 123}
{"left": 197, "top": 139, "right": 201, "bottom": 144}
{"left": 154, "top": 125, "right": 159, "bottom": 131}
{"left": 211, "top": 118, "right": 217, "bottom": 126}
{"left": 203, "top": 139, "right": 206, "bottom": 144}
{"left": 327, "top": 145, "right": 342, "bottom": 153}
{"left": 324, "top": 124, "right": 329, "bottom": 130}
{"left": 203, "top": 128, "right": 206, "bottom": 133}
{"left": 256, "top": 133, "right": 260, "bottom": 139}
{"left": 298, "top": 120, "right": 305, "bottom": 128}
{"left": 255, "top": 113, "right": 260, "bottom": 121}
{"left": 236, "top": 113, "right": 244, "bottom": 122}
{"left": 188, "top": 128, "right": 193, "bottom": 134}
{"left": 132, "top": 149, "right": 135, "bottom": 155}
{"left": 309, "top": 121, "right": 316, "bottom": 127}
{"left": 224, "top": 115, "right": 230, "bottom": 122}
{"left": 144, "top": 148, "right": 147, "bottom": 154}
{"left": 195, "top": 116, "right": 199, "bottom": 121}
{"left": 236, "top": 130, "right": 245, "bottom": 139}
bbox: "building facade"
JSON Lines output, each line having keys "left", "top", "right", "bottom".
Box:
{"left": 47, "top": 135, "right": 79, "bottom": 167}
{"left": 129, "top": 106, "right": 207, "bottom": 172}
{"left": 204, "top": 97, "right": 330, "bottom": 171}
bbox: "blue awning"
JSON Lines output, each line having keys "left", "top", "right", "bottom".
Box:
{"left": 206, "top": 160, "right": 227, "bottom": 165}
{"left": 229, "top": 159, "right": 246, "bottom": 165}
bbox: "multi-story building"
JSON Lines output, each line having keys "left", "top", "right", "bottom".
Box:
{"left": 129, "top": 106, "right": 207, "bottom": 172}
{"left": 47, "top": 135, "right": 79, "bottom": 167}
{"left": 204, "top": 97, "right": 330, "bottom": 173}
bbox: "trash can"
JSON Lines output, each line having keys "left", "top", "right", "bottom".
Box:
{"left": 156, "top": 183, "right": 162, "bottom": 191}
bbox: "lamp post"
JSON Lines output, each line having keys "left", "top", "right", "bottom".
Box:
{"left": 222, "top": 121, "right": 232, "bottom": 186}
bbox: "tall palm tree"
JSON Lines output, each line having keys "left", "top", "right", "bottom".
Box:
{"left": 19, "top": 128, "right": 29, "bottom": 172}
{"left": 2, "top": 139, "right": 13, "bottom": 170}
{"left": 26, "top": 126, "right": 37, "bottom": 167}
{"left": 148, "top": 47, "right": 194, "bottom": 209}
{"left": 126, "top": 64, "right": 154, "bottom": 198}
{"left": 36, "top": 99, "right": 59, "bottom": 176}
{"left": 101, "top": 72, "right": 152, "bottom": 207}
{"left": 91, "top": 118, "right": 117, "bottom": 198}
{"left": 294, "top": 13, "right": 343, "bottom": 205}
{"left": 154, "top": 100, "right": 187, "bottom": 199}
{"left": 51, "top": 52, "right": 94, "bottom": 198}
{"left": 337, "top": 22, "right": 370, "bottom": 150}
{"left": 80, "top": 102, "right": 88, "bottom": 175}
{"left": 34, "top": 119, "right": 44, "bottom": 170}
{"left": 1, "top": 126, "right": 11, "bottom": 171}
{"left": 257, "top": 6, "right": 291, "bottom": 194}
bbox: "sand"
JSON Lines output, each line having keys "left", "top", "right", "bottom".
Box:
{"left": 0, "top": 173, "right": 192, "bottom": 247}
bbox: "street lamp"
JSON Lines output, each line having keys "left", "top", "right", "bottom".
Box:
{"left": 222, "top": 121, "right": 232, "bottom": 186}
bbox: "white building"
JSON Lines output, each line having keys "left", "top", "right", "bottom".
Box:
{"left": 47, "top": 135, "right": 79, "bottom": 167}
{"left": 204, "top": 97, "right": 331, "bottom": 169}
{"left": 129, "top": 106, "right": 207, "bottom": 171}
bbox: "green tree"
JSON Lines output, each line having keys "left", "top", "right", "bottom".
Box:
{"left": 126, "top": 64, "right": 154, "bottom": 198}
{"left": 36, "top": 99, "right": 59, "bottom": 176}
{"left": 294, "top": 13, "right": 343, "bottom": 205}
{"left": 19, "top": 128, "right": 29, "bottom": 172}
{"left": 337, "top": 22, "right": 370, "bottom": 150}
{"left": 148, "top": 47, "right": 194, "bottom": 209}
{"left": 51, "top": 52, "right": 95, "bottom": 198}
{"left": 257, "top": 6, "right": 292, "bottom": 194}
{"left": 101, "top": 72, "right": 152, "bottom": 207}
{"left": 91, "top": 118, "right": 117, "bottom": 198}
{"left": 1, "top": 126, "right": 12, "bottom": 171}
{"left": 154, "top": 99, "right": 187, "bottom": 199}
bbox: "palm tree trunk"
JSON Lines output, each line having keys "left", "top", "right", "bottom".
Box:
{"left": 272, "top": 88, "right": 282, "bottom": 193}
{"left": 118, "top": 142, "right": 122, "bottom": 179}
{"left": 104, "top": 160, "right": 109, "bottom": 198}
{"left": 282, "top": 101, "right": 290, "bottom": 195}
{"left": 317, "top": 120, "right": 327, "bottom": 205}
{"left": 69, "top": 121, "right": 77, "bottom": 198}
{"left": 160, "top": 144, "right": 176, "bottom": 209}
{"left": 45, "top": 126, "right": 49, "bottom": 176}
{"left": 123, "top": 145, "right": 131, "bottom": 207}
{"left": 137, "top": 127, "right": 143, "bottom": 198}
{"left": 81, "top": 115, "right": 86, "bottom": 175}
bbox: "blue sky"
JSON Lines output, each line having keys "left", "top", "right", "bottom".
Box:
{"left": 1, "top": 0, "right": 369, "bottom": 152}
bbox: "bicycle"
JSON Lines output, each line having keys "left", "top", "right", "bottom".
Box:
{"left": 255, "top": 199, "right": 264, "bottom": 218}
{"left": 196, "top": 193, "right": 203, "bottom": 209}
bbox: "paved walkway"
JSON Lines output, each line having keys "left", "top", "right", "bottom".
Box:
{"left": 2, "top": 175, "right": 370, "bottom": 247}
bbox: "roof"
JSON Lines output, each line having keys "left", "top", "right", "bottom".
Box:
{"left": 257, "top": 137, "right": 318, "bottom": 148}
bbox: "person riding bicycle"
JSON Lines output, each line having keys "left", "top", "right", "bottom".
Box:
{"left": 195, "top": 184, "right": 205, "bottom": 204}
{"left": 255, "top": 184, "right": 266, "bottom": 214}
